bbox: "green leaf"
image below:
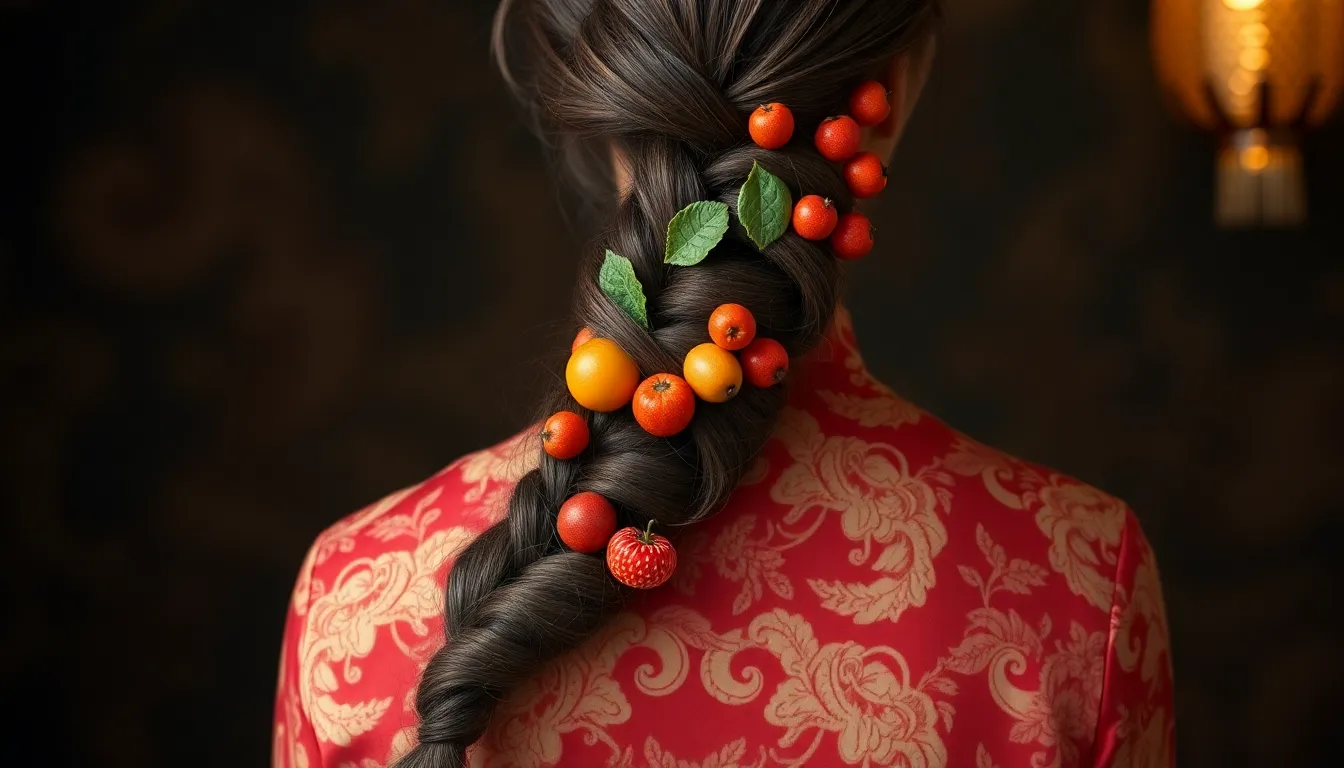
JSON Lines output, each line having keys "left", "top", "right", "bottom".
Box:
{"left": 737, "top": 161, "right": 792, "bottom": 250}
{"left": 664, "top": 201, "right": 730, "bottom": 266}
{"left": 599, "top": 250, "right": 649, "bottom": 328}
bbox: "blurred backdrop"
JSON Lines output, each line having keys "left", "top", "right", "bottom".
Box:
{"left": 3, "top": 1, "right": 1342, "bottom": 766}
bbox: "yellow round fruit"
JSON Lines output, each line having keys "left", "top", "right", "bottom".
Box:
{"left": 566, "top": 338, "right": 640, "bottom": 412}
{"left": 682, "top": 343, "right": 743, "bottom": 403}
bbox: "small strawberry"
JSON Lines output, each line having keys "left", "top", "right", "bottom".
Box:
{"left": 606, "top": 521, "right": 677, "bottom": 589}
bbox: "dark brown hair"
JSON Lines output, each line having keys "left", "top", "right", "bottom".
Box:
{"left": 395, "top": 2, "right": 938, "bottom": 765}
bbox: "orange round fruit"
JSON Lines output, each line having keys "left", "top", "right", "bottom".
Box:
{"left": 792, "top": 195, "right": 838, "bottom": 241}
{"left": 632, "top": 374, "right": 696, "bottom": 437}
{"left": 844, "top": 152, "right": 888, "bottom": 199}
{"left": 682, "top": 343, "right": 743, "bottom": 403}
{"left": 541, "top": 410, "right": 589, "bottom": 460}
{"left": 813, "top": 115, "right": 861, "bottom": 162}
{"left": 740, "top": 337, "right": 789, "bottom": 388}
{"left": 830, "top": 212, "right": 875, "bottom": 261}
{"left": 571, "top": 326, "right": 595, "bottom": 353}
{"left": 848, "top": 80, "right": 891, "bottom": 127}
{"left": 708, "top": 303, "right": 757, "bottom": 351}
{"left": 557, "top": 491, "right": 618, "bottom": 554}
{"left": 566, "top": 338, "right": 640, "bottom": 412}
{"left": 749, "top": 103, "right": 794, "bottom": 150}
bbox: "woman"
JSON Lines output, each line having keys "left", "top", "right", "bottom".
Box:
{"left": 274, "top": 1, "right": 1174, "bottom": 766}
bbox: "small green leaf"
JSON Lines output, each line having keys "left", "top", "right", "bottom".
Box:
{"left": 599, "top": 250, "right": 649, "bottom": 328}
{"left": 737, "top": 161, "right": 792, "bottom": 250}
{"left": 664, "top": 201, "right": 730, "bottom": 266}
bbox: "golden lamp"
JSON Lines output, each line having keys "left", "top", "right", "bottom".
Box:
{"left": 1151, "top": 0, "right": 1344, "bottom": 227}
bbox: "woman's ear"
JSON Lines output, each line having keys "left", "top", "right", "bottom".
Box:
{"left": 876, "top": 56, "right": 910, "bottom": 140}
{"left": 865, "top": 36, "right": 936, "bottom": 160}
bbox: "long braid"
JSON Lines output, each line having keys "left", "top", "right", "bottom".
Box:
{"left": 394, "top": 1, "right": 939, "bottom": 765}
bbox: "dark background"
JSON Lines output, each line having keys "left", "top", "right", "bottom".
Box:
{"left": 3, "top": 1, "right": 1341, "bottom": 766}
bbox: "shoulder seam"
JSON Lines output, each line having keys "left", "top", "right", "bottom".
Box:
{"left": 1087, "top": 505, "right": 1136, "bottom": 766}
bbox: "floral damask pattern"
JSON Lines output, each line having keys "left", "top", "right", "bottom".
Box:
{"left": 298, "top": 489, "right": 477, "bottom": 747}
{"left": 707, "top": 516, "right": 794, "bottom": 616}
{"left": 274, "top": 321, "right": 1174, "bottom": 767}
{"left": 1034, "top": 479, "right": 1128, "bottom": 612}
{"left": 771, "top": 407, "right": 952, "bottom": 625}
{"left": 747, "top": 610, "right": 948, "bottom": 766}
{"left": 940, "top": 525, "right": 1109, "bottom": 768}
{"left": 624, "top": 736, "right": 768, "bottom": 768}
{"left": 471, "top": 613, "right": 647, "bottom": 766}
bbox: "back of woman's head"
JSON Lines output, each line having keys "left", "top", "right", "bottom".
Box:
{"left": 396, "top": 2, "right": 938, "bottom": 765}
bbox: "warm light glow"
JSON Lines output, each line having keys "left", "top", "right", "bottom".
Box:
{"left": 1237, "top": 22, "right": 1269, "bottom": 48}
{"left": 1239, "top": 144, "right": 1270, "bottom": 173}
{"left": 1228, "top": 70, "right": 1258, "bottom": 95}
{"left": 1150, "top": 0, "right": 1343, "bottom": 226}
{"left": 1239, "top": 47, "right": 1270, "bottom": 71}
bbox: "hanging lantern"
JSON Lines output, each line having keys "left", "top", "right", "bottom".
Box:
{"left": 1151, "top": 0, "right": 1344, "bottom": 227}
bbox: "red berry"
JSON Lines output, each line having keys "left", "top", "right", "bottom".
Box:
{"left": 844, "top": 152, "right": 888, "bottom": 198}
{"left": 792, "top": 195, "right": 838, "bottom": 241}
{"left": 830, "top": 212, "right": 875, "bottom": 260}
{"left": 606, "top": 521, "right": 677, "bottom": 589}
{"left": 848, "top": 80, "right": 891, "bottom": 127}
{"left": 813, "top": 115, "right": 861, "bottom": 162}
{"left": 541, "top": 410, "right": 590, "bottom": 460}
{"left": 632, "top": 374, "right": 696, "bottom": 438}
{"left": 708, "top": 303, "right": 757, "bottom": 351}
{"left": 571, "top": 326, "right": 595, "bottom": 354}
{"left": 749, "top": 103, "right": 794, "bottom": 150}
{"left": 557, "top": 491, "right": 618, "bottom": 554}
{"left": 740, "top": 337, "right": 789, "bottom": 388}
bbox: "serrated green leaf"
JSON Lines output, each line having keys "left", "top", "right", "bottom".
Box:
{"left": 664, "top": 200, "right": 729, "bottom": 266}
{"left": 599, "top": 250, "right": 649, "bottom": 328}
{"left": 737, "top": 161, "right": 792, "bottom": 250}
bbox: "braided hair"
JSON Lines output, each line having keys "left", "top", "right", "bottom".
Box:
{"left": 395, "top": 1, "right": 939, "bottom": 765}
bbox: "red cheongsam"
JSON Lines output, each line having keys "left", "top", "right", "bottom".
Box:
{"left": 273, "top": 310, "right": 1175, "bottom": 767}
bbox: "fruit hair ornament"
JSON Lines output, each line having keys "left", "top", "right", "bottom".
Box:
{"left": 607, "top": 520, "right": 677, "bottom": 589}
{"left": 545, "top": 80, "right": 885, "bottom": 590}
{"left": 747, "top": 79, "right": 889, "bottom": 257}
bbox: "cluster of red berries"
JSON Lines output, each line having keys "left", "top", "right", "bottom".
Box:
{"left": 747, "top": 80, "right": 891, "bottom": 261}
{"left": 539, "top": 304, "right": 789, "bottom": 589}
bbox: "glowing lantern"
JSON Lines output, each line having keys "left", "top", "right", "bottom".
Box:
{"left": 1151, "top": 0, "right": 1344, "bottom": 226}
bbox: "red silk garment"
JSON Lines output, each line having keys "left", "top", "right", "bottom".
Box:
{"left": 274, "top": 311, "right": 1174, "bottom": 768}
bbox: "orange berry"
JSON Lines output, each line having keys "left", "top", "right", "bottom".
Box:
{"left": 844, "top": 152, "right": 887, "bottom": 199}
{"left": 848, "top": 80, "right": 891, "bottom": 127}
{"left": 749, "top": 103, "right": 794, "bottom": 150}
{"left": 830, "top": 212, "right": 874, "bottom": 261}
{"left": 813, "top": 115, "right": 861, "bottom": 162}
{"left": 566, "top": 338, "right": 640, "bottom": 412}
{"left": 541, "top": 410, "right": 590, "bottom": 460}
{"left": 708, "top": 303, "right": 757, "bottom": 351}
{"left": 557, "top": 491, "right": 618, "bottom": 554}
{"left": 682, "top": 343, "right": 743, "bottom": 403}
{"left": 632, "top": 374, "right": 696, "bottom": 437}
{"left": 740, "top": 337, "right": 790, "bottom": 388}
{"left": 571, "top": 326, "right": 596, "bottom": 353}
{"left": 792, "top": 195, "right": 838, "bottom": 241}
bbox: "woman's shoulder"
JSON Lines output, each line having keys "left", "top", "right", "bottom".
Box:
{"left": 289, "top": 432, "right": 533, "bottom": 614}
{"left": 715, "top": 378, "right": 1154, "bottom": 631}
{"left": 275, "top": 433, "right": 533, "bottom": 766}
